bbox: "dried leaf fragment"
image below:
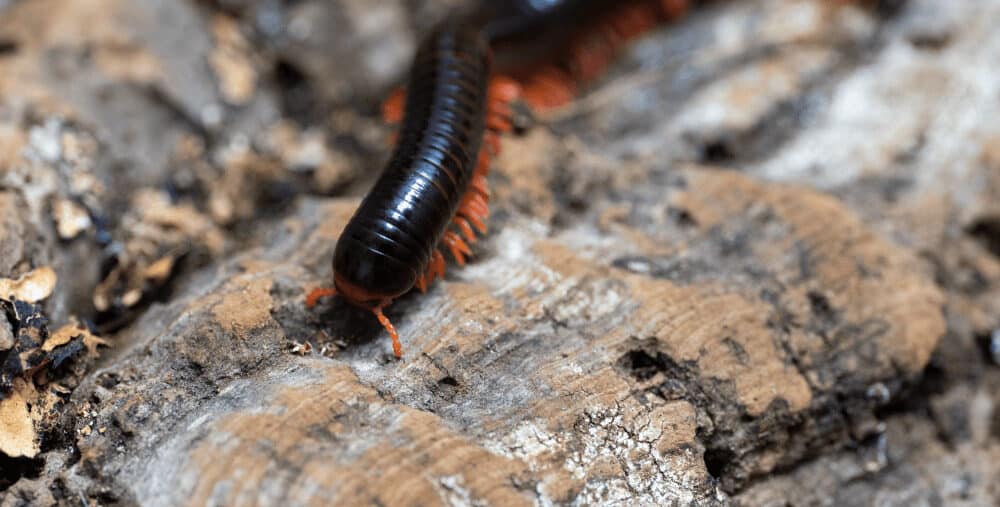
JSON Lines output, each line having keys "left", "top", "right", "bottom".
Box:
{"left": 43, "top": 319, "right": 107, "bottom": 356}
{"left": 143, "top": 256, "right": 176, "bottom": 285}
{"left": 0, "top": 379, "right": 40, "bottom": 458}
{"left": 0, "top": 266, "right": 57, "bottom": 303}
{"left": 52, "top": 198, "right": 93, "bottom": 239}
{"left": 41, "top": 323, "right": 77, "bottom": 352}
{"left": 289, "top": 341, "right": 312, "bottom": 355}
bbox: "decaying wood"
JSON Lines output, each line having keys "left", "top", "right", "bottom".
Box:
{"left": 0, "top": 0, "right": 998, "bottom": 506}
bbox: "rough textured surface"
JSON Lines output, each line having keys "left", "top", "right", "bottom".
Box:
{"left": 0, "top": 0, "right": 997, "bottom": 506}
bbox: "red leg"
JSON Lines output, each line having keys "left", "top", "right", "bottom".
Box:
{"left": 431, "top": 249, "right": 445, "bottom": 282}
{"left": 489, "top": 75, "right": 522, "bottom": 103}
{"left": 454, "top": 217, "right": 477, "bottom": 243}
{"left": 471, "top": 174, "right": 489, "bottom": 198}
{"left": 486, "top": 75, "right": 522, "bottom": 139}
{"left": 473, "top": 150, "right": 492, "bottom": 179}
{"left": 415, "top": 249, "right": 447, "bottom": 292}
{"left": 487, "top": 114, "right": 513, "bottom": 133}
{"left": 484, "top": 133, "right": 502, "bottom": 157}
{"left": 382, "top": 87, "right": 406, "bottom": 124}
{"left": 520, "top": 67, "right": 578, "bottom": 111}
{"left": 488, "top": 100, "right": 515, "bottom": 123}
{"left": 372, "top": 303, "right": 402, "bottom": 358}
{"left": 442, "top": 231, "right": 472, "bottom": 265}
{"left": 306, "top": 287, "right": 337, "bottom": 308}
{"left": 462, "top": 191, "right": 489, "bottom": 215}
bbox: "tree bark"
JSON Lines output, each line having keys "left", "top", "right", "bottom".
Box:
{"left": 0, "top": 0, "right": 997, "bottom": 506}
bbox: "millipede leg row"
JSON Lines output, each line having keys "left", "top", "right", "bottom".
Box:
{"left": 422, "top": 75, "right": 520, "bottom": 282}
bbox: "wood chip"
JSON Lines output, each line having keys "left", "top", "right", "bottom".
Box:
{"left": 0, "top": 379, "right": 39, "bottom": 458}
{"left": 52, "top": 198, "right": 93, "bottom": 239}
{"left": 0, "top": 266, "right": 57, "bottom": 303}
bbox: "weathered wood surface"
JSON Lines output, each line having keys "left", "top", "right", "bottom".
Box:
{"left": 0, "top": 0, "right": 998, "bottom": 505}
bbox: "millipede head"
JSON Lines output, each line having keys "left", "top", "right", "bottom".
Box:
{"left": 332, "top": 235, "right": 419, "bottom": 303}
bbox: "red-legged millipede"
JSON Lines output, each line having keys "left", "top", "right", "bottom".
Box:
{"left": 307, "top": 1, "right": 693, "bottom": 358}
{"left": 306, "top": 20, "right": 518, "bottom": 358}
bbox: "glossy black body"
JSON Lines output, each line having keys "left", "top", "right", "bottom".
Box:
{"left": 333, "top": 23, "right": 491, "bottom": 299}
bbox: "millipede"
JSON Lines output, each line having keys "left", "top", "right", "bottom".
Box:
{"left": 306, "top": 0, "right": 866, "bottom": 358}
{"left": 306, "top": 0, "right": 691, "bottom": 358}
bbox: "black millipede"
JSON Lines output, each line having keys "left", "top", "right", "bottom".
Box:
{"left": 307, "top": 0, "right": 692, "bottom": 358}
{"left": 306, "top": 21, "right": 517, "bottom": 358}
